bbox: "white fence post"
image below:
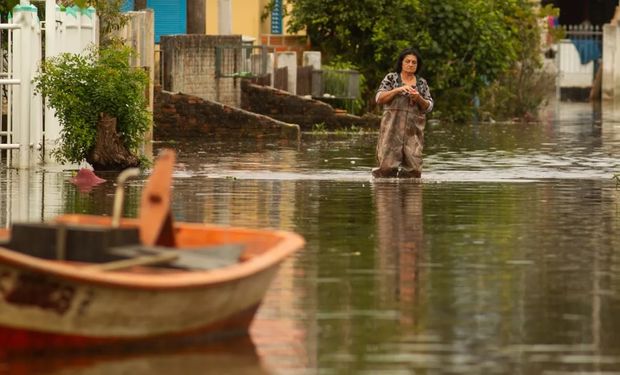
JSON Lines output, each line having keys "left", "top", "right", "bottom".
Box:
{"left": 302, "top": 51, "right": 321, "bottom": 70}
{"left": 276, "top": 51, "right": 297, "bottom": 94}
{"left": 81, "top": 7, "right": 97, "bottom": 48}
{"left": 0, "top": 22, "right": 21, "bottom": 167}
{"left": 0, "top": 1, "right": 99, "bottom": 169}
{"left": 267, "top": 52, "right": 274, "bottom": 86}
{"left": 43, "top": 0, "right": 60, "bottom": 156}
{"left": 43, "top": 2, "right": 98, "bottom": 164}
{"left": 11, "top": 2, "right": 41, "bottom": 169}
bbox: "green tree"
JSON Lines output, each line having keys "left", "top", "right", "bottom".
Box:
{"left": 414, "top": 1, "right": 517, "bottom": 122}
{"left": 478, "top": 4, "right": 559, "bottom": 122}
{"left": 0, "top": 0, "right": 18, "bottom": 19}
{"left": 280, "top": 0, "right": 424, "bottom": 110}
{"left": 277, "top": 0, "right": 552, "bottom": 123}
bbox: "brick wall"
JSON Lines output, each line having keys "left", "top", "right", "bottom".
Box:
{"left": 159, "top": 35, "right": 242, "bottom": 107}
{"left": 154, "top": 88, "right": 300, "bottom": 141}
{"left": 261, "top": 34, "right": 309, "bottom": 64}
{"left": 241, "top": 80, "right": 380, "bottom": 130}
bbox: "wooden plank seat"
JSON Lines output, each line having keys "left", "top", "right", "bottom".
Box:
{"left": 98, "top": 244, "right": 246, "bottom": 271}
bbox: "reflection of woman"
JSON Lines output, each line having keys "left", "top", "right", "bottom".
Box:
{"left": 374, "top": 183, "right": 423, "bottom": 327}
{"left": 373, "top": 48, "right": 433, "bottom": 178}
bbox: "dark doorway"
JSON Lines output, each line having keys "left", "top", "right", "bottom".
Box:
{"left": 542, "top": 0, "right": 618, "bottom": 25}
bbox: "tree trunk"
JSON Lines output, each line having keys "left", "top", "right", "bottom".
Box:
{"left": 86, "top": 113, "right": 140, "bottom": 171}
{"left": 134, "top": 0, "right": 147, "bottom": 10}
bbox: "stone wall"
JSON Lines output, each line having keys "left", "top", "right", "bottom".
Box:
{"left": 159, "top": 35, "right": 242, "bottom": 107}
{"left": 241, "top": 80, "right": 380, "bottom": 130}
{"left": 153, "top": 88, "right": 300, "bottom": 141}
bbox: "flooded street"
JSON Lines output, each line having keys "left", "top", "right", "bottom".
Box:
{"left": 2, "top": 101, "right": 620, "bottom": 374}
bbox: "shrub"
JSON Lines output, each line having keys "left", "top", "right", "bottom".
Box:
{"left": 33, "top": 45, "right": 150, "bottom": 165}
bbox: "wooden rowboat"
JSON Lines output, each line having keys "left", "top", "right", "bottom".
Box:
{"left": 0, "top": 150, "right": 304, "bottom": 352}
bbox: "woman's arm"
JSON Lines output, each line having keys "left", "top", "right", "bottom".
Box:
{"left": 411, "top": 93, "right": 431, "bottom": 111}
{"left": 411, "top": 79, "right": 434, "bottom": 113}
{"left": 375, "top": 73, "right": 417, "bottom": 105}
{"left": 376, "top": 86, "right": 415, "bottom": 104}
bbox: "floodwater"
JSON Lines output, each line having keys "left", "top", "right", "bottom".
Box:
{"left": 2, "top": 100, "right": 620, "bottom": 374}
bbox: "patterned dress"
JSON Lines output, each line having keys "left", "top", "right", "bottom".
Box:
{"left": 374, "top": 72, "right": 433, "bottom": 178}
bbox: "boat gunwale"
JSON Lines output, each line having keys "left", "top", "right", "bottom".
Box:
{"left": 0, "top": 217, "right": 305, "bottom": 291}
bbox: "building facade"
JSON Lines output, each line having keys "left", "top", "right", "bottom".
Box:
{"left": 122, "top": 0, "right": 307, "bottom": 53}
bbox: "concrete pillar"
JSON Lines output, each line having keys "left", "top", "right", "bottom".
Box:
{"left": 187, "top": 0, "right": 206, "bottom": 34}
{"left": 302, "top": 51, "right": 321, "bottom": 70}
{"left": 117, "top": 10, "right": 155, "bottom": 159}
{"left": 613, "top": 26, "right": 620, "bottom": 101}
{"left": 218, "top": 0, "right": 231, "bottom": 35}
{"left": 603, "top": 23, "right": 620, "bottom": 101}
{"left": 276, "top": 51, "right": 297, "bottom": 94}
{"left": 267, "top": 53, "right": 274, "bottom": 86}
{"left": 602, "top": 24, "right": 615, "bottom": 100}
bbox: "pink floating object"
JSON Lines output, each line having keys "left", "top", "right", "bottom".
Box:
{"left": 71, "top": 168, "right": 106, "bottom": 192}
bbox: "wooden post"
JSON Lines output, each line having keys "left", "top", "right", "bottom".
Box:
{"left": 134, "top": 0, "right": 147, "bottom": 10}
{"left": 187, "top": 0, "right": 206, "bottom": 34}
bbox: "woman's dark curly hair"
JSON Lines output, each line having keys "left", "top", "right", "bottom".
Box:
{"left": 394, "top": 47, "right": 423, "bottom": 75}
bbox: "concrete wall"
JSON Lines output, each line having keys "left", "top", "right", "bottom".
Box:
{"left": 603, "top": 22, "right": 620, "bottom": 100}
{"left": 159, "top": 35, "right": 242, "bottom": 107}
{"left": 240, "top": 80, "right": 379, "bottom": 130}
{"left": 117, "top": 9, "right": 155, "bottom": 155}
{"left": 154, "top": 88, "right": 300, "bottom": 141}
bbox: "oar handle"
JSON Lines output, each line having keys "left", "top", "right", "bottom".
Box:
{"left": 112, "top": 168, "right": 141, "bottom": 228}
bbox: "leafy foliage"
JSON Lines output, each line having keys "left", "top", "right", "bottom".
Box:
{"left": 0, "top": 0, "right": 18, "bottom": 19}
{"left": 274, "top": 0, "right": 555, "bottom": 123}
{"left": 478, "top": 4, "right": 559, "bottom": 121}
{"left": 33, "top": 45, "right": 150, "bottom": 164}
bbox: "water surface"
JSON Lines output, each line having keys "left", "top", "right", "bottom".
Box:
{"left": 2, "top": 101, "right": 620, "bottom": 374}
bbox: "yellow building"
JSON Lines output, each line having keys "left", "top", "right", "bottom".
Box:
{"left": 123, "top": 1, "right": 306, "bottom": 52}
{"left": 203, "top": 0, "right": 307, "bottom": 52}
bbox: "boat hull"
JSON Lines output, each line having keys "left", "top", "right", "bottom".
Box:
{"left": 0, "top": 304, "right": 259, "bottom": 352}
{"left": 0, "top": 216, "right": 304, "bottom": 352}
{"left": 0, "top": 261, "right": 277, "bottom": 351}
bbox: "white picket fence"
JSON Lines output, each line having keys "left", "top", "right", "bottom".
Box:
{"left": 0, "top": 0, "right": 97, "bottom": 169}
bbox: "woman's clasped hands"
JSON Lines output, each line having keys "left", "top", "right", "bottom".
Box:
{"left": 400, "top": 85, "right": 421, "bottom": 104}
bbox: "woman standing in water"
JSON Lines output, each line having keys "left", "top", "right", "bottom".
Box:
{"left": 373, "top": 48, "right": 433, "bottom": 178}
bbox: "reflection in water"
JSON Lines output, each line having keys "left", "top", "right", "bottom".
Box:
{"left": 0, "top": 336, "right": 268, "bottom": 375}
{"left": 2, "top": 102, "right": 620, "bottom": 373}
{"left": 374, "top": 182, "right": 423, "bottom": 329}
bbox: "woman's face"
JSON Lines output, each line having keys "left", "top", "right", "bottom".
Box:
{"left": 402, "top": 54, "right": 418, "bottom": 74}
